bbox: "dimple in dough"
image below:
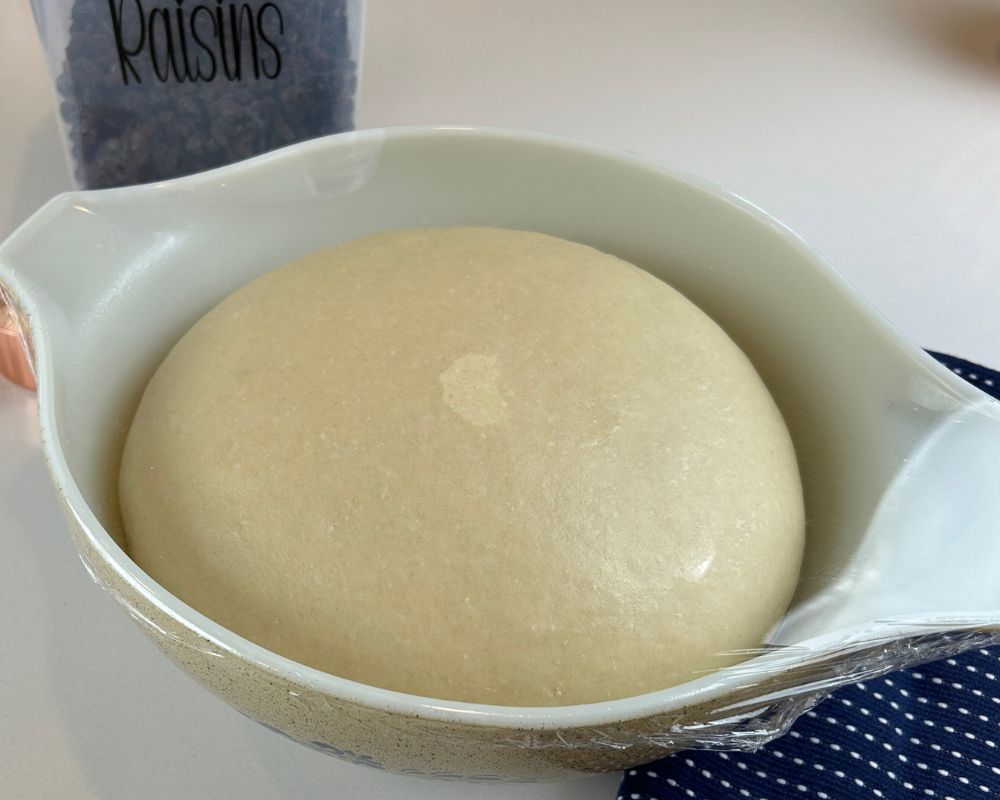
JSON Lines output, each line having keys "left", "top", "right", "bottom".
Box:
{"left": 119, "top": 227, "right": 805, "bottom": 707}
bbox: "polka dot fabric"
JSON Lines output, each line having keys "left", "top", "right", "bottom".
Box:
{"left": 618, "top": 352, "right": 1000, "bottom": 800}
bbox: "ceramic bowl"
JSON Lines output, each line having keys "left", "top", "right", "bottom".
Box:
{"left": 2, "top": 127, "right": 999, "bottom": 781}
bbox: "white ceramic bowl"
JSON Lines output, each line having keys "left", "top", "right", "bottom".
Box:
{"left": 2, "top": 127, "right": 999, "bottom": 780}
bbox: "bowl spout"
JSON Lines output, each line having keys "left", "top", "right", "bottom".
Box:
{"left": 775, "top": 393, "right": 1000, "bottom": 644}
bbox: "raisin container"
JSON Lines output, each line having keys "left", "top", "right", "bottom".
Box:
{"left": 29, "top": 0, "right": 363, "bottom": 189}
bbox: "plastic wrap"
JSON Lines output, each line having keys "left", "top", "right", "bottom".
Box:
{"left": 1, "top": 126, "right": 999, "bottom": 780}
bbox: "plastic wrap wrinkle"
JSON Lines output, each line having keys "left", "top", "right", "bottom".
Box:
{"left": 123, "top": 600, "right": 226, "bottom": 659}
{"left": 459, "top": 629, "right": 1000, "bottom": 753}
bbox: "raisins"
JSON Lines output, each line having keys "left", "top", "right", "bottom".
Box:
{"left": 53, "top": 0, "right": 358, "bottom": 188}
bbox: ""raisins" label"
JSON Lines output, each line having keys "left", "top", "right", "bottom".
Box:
{"left": 107, "top": 0, "right": 285, "bottom": 84}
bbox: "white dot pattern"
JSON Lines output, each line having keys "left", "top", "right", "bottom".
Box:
{"left": 619, "top": 646, "right": 1000, "bottom": 799}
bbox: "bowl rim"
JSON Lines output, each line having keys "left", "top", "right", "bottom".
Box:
{"left": 3, "top": 124, "right": 985, "bottom": 731}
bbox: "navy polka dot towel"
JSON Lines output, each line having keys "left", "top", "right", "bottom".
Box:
{"left": 618, "top": 352, "right": 1000, "bottom": 800}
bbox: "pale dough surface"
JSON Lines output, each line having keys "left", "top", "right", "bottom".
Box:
{"left": 120, "top": 227, "right": 804, "bottom": 706}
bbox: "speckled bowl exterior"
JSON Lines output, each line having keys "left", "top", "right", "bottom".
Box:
{"left": 6, "top": 127, "right": 999, "bottom": 781}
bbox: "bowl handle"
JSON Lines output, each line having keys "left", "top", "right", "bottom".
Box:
{"left": 0, "top": 196, "right": 77, "bottom": 395}
{"left": 0, "top": 190, "right": 160, "bottom": 398}
{"left": 873, "top": 398, "right": 1000, "bottom": 615}
{"left": 776, "top": 395, "right": 1000, "bottom": 644}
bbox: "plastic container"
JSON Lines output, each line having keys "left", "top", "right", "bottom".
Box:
{"left": 0, "top": 289, "right": 35, "bottom": 390}
{"left": 29, "top": 0, "right": 363, "bottom": 189}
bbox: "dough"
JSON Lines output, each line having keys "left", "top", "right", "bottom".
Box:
{"left": 120, "top": 227, "right": 804, "bottom": 706}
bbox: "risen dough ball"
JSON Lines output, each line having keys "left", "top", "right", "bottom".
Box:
{"left": 120, "top": 227, "right": 804, "bottom": 706}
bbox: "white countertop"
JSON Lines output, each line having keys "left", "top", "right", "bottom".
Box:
{"left": 3, "top": 1, "right": 999, "bottom": 797}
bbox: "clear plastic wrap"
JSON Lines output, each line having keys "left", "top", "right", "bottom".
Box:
{"left": 1, "top": 126, "right": 999, "bottom": 781}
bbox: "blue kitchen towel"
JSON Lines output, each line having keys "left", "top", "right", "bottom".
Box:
{"left": 618, "top": 351, "right": 1000, "bottom": 800}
